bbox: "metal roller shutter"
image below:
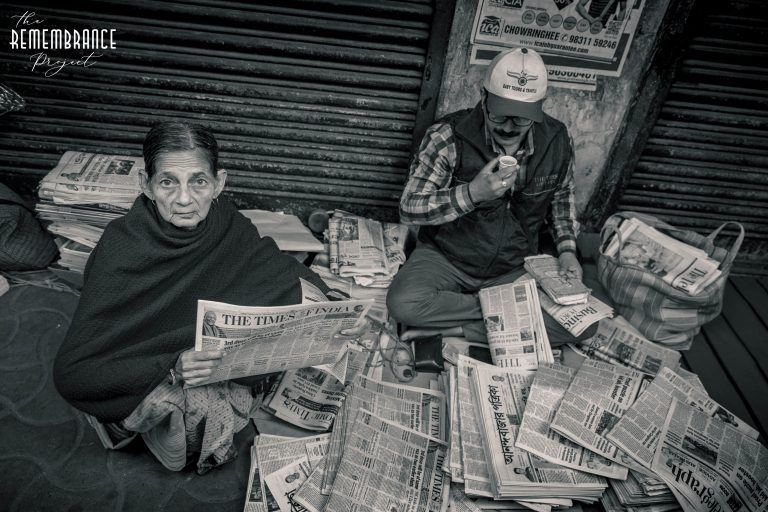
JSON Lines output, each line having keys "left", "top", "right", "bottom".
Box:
{"left": 617, "top": 0, "right": 768, "bottom": 275}
{"left": 0, "top": 0, "right": 451, "bottom": 220}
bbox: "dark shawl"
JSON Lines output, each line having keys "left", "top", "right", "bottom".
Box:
{"left": 54, "top": 195, "right": 329, "bottom": 423}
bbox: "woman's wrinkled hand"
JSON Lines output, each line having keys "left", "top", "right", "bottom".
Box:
{"left": 175, "top": 348, "right": 223, "bottom": 386}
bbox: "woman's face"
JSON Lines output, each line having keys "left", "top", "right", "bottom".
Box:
{"left": 140, "top": 149, "right": 226, "bottom": 229}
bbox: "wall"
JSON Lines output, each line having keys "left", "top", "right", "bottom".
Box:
{"left": 435, "top": 0, "right": 671, "bottom": 215}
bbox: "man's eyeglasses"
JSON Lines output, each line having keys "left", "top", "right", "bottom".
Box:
{"left": 486, "top": 111, "right": 534, "bottom": 126}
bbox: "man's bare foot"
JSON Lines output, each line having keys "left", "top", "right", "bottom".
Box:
{"left": 400, "top": 326, "right": 463, "bottom": 342}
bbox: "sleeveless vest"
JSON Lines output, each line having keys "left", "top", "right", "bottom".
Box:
{"left": 418, "top": 104, "right": 572, "bottom": 278}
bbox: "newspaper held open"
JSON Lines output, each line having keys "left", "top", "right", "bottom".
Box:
{"left": 194, "top": 297, "right": 372, "bottom": 386}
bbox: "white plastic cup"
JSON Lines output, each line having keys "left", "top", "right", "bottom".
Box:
{"left": 498, "top": 155, "right": 517, "bottom": 171}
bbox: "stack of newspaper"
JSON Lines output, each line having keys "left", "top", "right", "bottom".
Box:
{"left": 36, "top": 152, "right": 143, "bottom": 274}
{"left": 447, "top": 355, "right": 608, "bottom": 509}
{"left": 602, "top": 471, "right": 679, "bottom": 512}
{"left": 604, "top": 217, "right": 722, "bottom": 295}
{"left": 524, "top": 254, "right": 591, "bottom": 305}
{"left": 243, "top": 372, "right": 450, "bottom": 512}
{"left": 327, "top": 210, "right": 408, "bottom": 288}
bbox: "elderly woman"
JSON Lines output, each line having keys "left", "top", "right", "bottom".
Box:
{"left": 54, "top": 122, "right": 332, "bottom": 473}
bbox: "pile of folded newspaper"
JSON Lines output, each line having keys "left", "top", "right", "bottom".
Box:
{"left": 310, "top": 210, "right": 409, "bottom": 324}
{"left": 445, "top": 277, "right": 766, "bottom": 512}
{"left": 36, "top": 152, "right": 143, "bottom": 275}
{"left": 230, "top": 270, "right": 766, "bottom": 512}
{"left": 326, "top": 210, "right": 409, "bottom": 288}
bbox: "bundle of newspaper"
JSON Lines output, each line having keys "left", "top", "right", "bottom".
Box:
{"left": 309, "top": 261, "right": 389, "bottom": 325}
{"left": 604, "top": 217, "right": 722, "bottom": 295}
{"left": 39, "top": 151, "right": 143, "bottom": 209}
{"left": 326, "top": 210, "right": 408, "bottom": 288}
{"left": 461, "top": 356, "right": 608, "bottom": 504}
{"left": 543, "top": 347, "right": 766, "bottom": 512}
{"left": 524, "top": 254, "right": 591, "bottom": 305}
{"left": 448, "top": 355, "right": 607, "bottom": 510}
{"left": 602, "top": 470, "right": 679, "bottom": 512}
{"left": 36, "top": 152, "right": 144, "bottom": 274}
{"left": 193, "top": 280, "right": 373, "bottom": 386}
{"left": 243, "top": 433, "right": 331, "bottom": 512}
{"left": 478, "top": 278, "right": 554, "bottom": 369}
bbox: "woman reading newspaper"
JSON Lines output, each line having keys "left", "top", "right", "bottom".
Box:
{"left": 53, "top": 122, "right": 337, "bottom": 474}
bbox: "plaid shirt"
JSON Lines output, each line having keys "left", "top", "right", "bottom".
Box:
{"left": 400, "top": 120, "right": 577, "bottom": 255}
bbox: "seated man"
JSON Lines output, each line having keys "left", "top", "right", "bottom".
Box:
{"left": 387, "top": 47, "right": 600, "bottom": 344}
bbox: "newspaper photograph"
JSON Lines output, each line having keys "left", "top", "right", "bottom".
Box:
{"left": 335, "top": 212, "right": 388, "bottom": 277}
{"left": 578, "top": 316, "right": 681, "bottom": 376}
{"left": 549, "top": 359, "right": 647, "bottom": 469}
{"left": 470, "top": 0, "right": 646, "bottom": 76}
{"left": 264, "top": 457, "right": 313, "bottom": 512}
{"left": 193, "top": 297, "right": 372, "bottom": 385}
{"left": 292, "top": 458, "right": 331, "bottom": 512}
{"left": 478, "top": 279, "right": 553, "bottom": 369}
{"left": 516, "top": 363, "right": 628, "bottom": 480}
{"left": 263, "top": 366, "right": 348, "bottom": 431}
{"left": 254, "top": 434, "right": 331, "bottom": 512}
{"left": 651, "top": 399, "right": 768, "bottom": 512}
{"left": 469, "top": 361, "right": 607, "bottom": 499}
{"left": 607, "top": 367, "right": 759, "bottom": 469}
{"left": 324, "top": 409, "right": 449, "bottom": 512}
{"left": 538, "top": 291, "right": 613, "bottom": 337}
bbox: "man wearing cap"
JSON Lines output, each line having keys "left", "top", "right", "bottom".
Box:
{"left": 387, "top": 47, "right": 586, "bottom": 344}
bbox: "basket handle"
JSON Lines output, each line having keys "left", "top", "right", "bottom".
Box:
{"left": 599, "top": 223, "right": 629, "bottom": 264}
{"left": 706, "top": 222, "right": 745, "bottom": 271}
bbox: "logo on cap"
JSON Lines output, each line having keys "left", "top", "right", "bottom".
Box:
{"left": 507, "top": 70, "right": 538, "bottom": 87}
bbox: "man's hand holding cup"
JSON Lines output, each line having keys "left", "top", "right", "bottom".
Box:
{"left": 468, "top": 155, "right": 519, "bottom": 203}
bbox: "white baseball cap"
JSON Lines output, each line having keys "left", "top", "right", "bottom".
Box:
{"left": 483, "top": 47, "right": 548, "bottom": 123}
